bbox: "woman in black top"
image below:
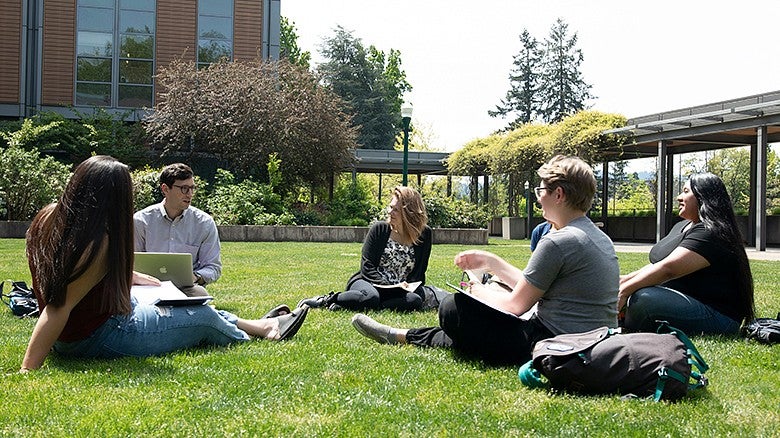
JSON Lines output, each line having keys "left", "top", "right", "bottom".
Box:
{"left": 298, "top": 186, "right": 433, "bottom": 311}
{"left": 619, "top": 173, "right": 755, "bottom": 334}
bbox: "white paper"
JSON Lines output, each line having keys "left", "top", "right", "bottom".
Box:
{"left": 373, "top": 281, "right": 422, "bottom": 292}
{"left": 131, "top": 281, "right": 187, "bottom": 305}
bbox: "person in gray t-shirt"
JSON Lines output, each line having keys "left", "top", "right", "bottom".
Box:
{"left": 351, "top": 155, "right": 619, "bottom": 365}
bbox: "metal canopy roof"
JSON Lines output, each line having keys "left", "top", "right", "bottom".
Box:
{"left": 351, "top": 149, "right": 449, "bottom": 175}
{"left": 603, "top": 90, "right": 780, "bottom": 158}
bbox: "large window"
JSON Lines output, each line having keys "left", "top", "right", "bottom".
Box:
{"left": 76, "top": 0, "right": 155, "bottom": 108}
{"left": 198, "top": 0, "right": 233, "bottom": 69}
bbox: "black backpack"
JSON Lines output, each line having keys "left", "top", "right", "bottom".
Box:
{"left": 741, "top": 314, "right": 780, "bottom": 344}
{"left": 1, "top": 280, "right": 40, "bottom": 318}
{"left": 518, "top": 322, "right": 709, "bottom": 402}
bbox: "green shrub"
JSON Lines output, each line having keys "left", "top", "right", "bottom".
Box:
{"left": 326, "top": 179, "right": 381, "bottom": 226}
{"left": 424, "top": 195, "right": 491, "bottom": 228}
{"left": 205, "top": 169, "right": 288, "bottom": 225}
{"left": 0, "top": 145, "right": 70, "bottom": 220}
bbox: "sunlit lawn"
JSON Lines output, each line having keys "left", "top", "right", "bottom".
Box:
{"left": 1, "top": 238, "right": 778, "bottom": 436}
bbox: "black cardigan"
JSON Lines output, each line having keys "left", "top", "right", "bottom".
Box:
{"left": 346, "top": 221, "right": 432, "bottom": 292}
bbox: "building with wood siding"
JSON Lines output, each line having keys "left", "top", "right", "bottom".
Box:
{"left": 0, "top": 0, "right": 280, "bottom": 121}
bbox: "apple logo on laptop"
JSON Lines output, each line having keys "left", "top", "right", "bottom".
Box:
{"left": 159, "top": 266, "right": 168, "bottom": 274}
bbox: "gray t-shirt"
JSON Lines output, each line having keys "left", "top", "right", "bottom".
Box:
{"left": 523, "top": 216, "right": 618, "bottom": 335}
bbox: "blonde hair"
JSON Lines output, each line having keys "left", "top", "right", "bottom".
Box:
{"left": 391, "top": 186, "right": 428, "bottom": 245}
{"left": 536, "top": 155, "right": 596, "bottom": 212}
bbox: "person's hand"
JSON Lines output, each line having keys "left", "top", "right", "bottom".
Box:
{"left": 617, "top": 291, "right": 629, "bottom": 315}
{"left": 454, "top": 250, "right": 492, "bottom": 271}
{"left": 132, "top": 271, "right": 160, "bottom": 286}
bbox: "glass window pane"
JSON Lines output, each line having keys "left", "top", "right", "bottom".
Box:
{"left": 80, "top": 0, "right": 113, "bottom": 8}
{"left": 77, "top": 57, "right": 112, "bottom": 82}
{"left": 120, "top": 10, "right": 155, "bottom": 34}
{"left": 198, "top": 39, "right": 232, "bottom": 63}
{"left": 78, "top": 7, "right": 114, "bottom": 32}
{"left": 121, "top": 0, "right": 155, "bottom": 11}
{"left": 199, "top": 0, "right": 232, "bottom": 17}
{"left": 77, "top": 31, "right": 113, "bottom": 57}
{"left": 198, "top": 16, "right": 231, "bottom": 39}
{"left": 119, "top": 60, "right": 153, "bottom": 84}
{"left": 118, "top": 85, "right": 153, "bottom": 108}
{"left": 120, "top": 35, "right": 154, "bottom": 59}
{"left": 76, "top": 83, "right": 111, "bottom": 106}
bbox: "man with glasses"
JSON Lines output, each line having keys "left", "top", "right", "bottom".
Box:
{"left": 134, "top": 163, "right": 221, "bottom": 297}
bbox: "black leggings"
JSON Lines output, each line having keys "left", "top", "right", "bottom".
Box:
{"left": 335, "top": 278, "right": 424, "bottom": 311}
{"left": 406, "top": 293, "right": 553, "bottom": 365}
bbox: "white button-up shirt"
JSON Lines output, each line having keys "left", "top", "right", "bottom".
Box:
{"left": 133, "top": 202, "right": 222, "bottom": 284}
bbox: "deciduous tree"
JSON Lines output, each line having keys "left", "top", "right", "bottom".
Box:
{"left": 145, "top": 58, "right": 357, "bottom": 191}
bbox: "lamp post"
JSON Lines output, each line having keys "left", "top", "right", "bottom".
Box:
{"left": 401, "top": 103, "right": 413, "bottom": 186}
{"left": 524, "top": 180, "right": 532, "bottom": 238}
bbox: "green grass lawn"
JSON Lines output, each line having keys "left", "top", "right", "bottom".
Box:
{"left": 1, "top": 238, "right": 778, "bottom": 437}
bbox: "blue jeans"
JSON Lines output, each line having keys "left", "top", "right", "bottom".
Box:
{"left": 623, "top": 286, "right": 740, "bottom": 335}
{"left": 53, "top": 297, "right": 250, "bottom": 358}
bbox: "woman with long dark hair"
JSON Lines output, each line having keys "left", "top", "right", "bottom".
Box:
{"left": 21, "top": 156, "right": 307, "bottom": 372}
{"left": 619, "top": 172, "right": 755, "bottom": 335}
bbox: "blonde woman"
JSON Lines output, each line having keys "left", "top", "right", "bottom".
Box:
{"left": 299, "top": 187, "right": 434, "bottom": 311}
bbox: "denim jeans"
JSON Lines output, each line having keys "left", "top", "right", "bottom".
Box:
{"left": 53, "top": 297, "right": 250, "bottom": 358}
{"left": 623, "top": 286, "right": 740, "bottom": 335}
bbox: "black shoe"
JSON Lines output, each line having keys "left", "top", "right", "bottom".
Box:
{"left": 297, "top": 292, "right": 336, "bottom": 309}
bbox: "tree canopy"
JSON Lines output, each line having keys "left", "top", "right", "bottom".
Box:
{"left": 280, "top": 17, "right": 311, "bottom": 69}
{"left": 317, "top": 26, "right": 411, "bottom": 150}
{"left": 490, "top": 18, "right": 594, "bottom": 128}
{"left": 145, "top": 58, "right": 358, "bottom": 190}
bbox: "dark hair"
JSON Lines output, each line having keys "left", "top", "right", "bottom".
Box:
{"left": 26, "top": 156, "right": 133, "bottom": 314}
{"left": 689, "top": 173, "right": 755, "bottom": 322}
{"left": 159, "top": 163, "right": 194, "bottom": 187}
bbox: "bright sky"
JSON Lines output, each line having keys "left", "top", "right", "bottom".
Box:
{"left": 282, "top": 0, "right": 780, "bottom": 159}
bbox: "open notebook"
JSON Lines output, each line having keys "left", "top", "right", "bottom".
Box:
{"left": 131, "top": 281, "right": 212, "bottom": 306}
{"left": 447, "top": 270, "right": 536, "bottom": 320}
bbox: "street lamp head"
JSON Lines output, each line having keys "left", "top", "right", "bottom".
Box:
{"left": 401, "top": 103, "right": 413, "bottom": 119}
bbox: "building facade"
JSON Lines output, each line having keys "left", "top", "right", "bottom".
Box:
{"left": 0, "top": 0, "right": 280, "bottom": 121}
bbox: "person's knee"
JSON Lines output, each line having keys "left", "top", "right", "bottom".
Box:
{"left": 624, "top": 288, "right": 665, "bottom": 332}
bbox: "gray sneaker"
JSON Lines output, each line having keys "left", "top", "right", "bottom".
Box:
{"left": 351, "top": 314, "right": 399, "bottom": 345}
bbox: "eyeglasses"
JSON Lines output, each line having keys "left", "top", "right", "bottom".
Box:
{"left": 534, "top": 186, "right": 551, "bottom": 197}
{"left": 171, "top": 184, "right": 197, "bottom": 195}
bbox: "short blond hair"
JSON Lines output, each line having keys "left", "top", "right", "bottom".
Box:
{"left": 537, "top": 155, "right": 596, "bottom": 212}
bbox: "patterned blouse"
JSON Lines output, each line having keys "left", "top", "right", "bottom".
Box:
{"left": 376, "top": 237, "right": 416, "bottom": 284}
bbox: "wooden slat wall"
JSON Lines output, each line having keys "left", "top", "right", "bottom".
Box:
{"left": 155, "top": 0, "right": 197, "bottom": 100}
{"left": 234, "top": 0, "right": 263, "bottom": 61}
{"left": 0, "top": 1, "right": 22, "bottom": 103}
{"left": 41, "top": 0, "right": 76, "bottom": 106}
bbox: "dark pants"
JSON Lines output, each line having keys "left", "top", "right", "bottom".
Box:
{"left": 406, "top": 293, "right": 553, "bottom": 365}
{"left": 180, "top": 284, "right": 210, "bottom": 297}
{"left": 335, "top": 279, "right": 424, "bottom": 311}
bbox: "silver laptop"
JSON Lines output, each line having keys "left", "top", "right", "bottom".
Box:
{"left": 133, "top": 252, "right": 194, "bottom": 289}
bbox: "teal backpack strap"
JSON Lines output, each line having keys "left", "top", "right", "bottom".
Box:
{"left": 518, "top": 360, "right": 546, "bottom": 389}
{"left": 656, "top": 321, "right": 710, "bottom": 373}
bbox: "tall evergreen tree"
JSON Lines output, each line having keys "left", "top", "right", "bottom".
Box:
{"left": 538, "top": 18, "right": 593, "bottom": 123}
{"left": 318, "top": 27, "right": 410, "bottom": 150}
{"left": 489, "top": 29, "right": 543, "bottom": 129}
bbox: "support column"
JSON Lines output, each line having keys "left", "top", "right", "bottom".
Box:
{"left": 417, "top": 173, "right": 422, "bottom": 188}
{"left": 754, "top": 126, "right": 768, "bottom": 251}
{"left": 656, "top": 140, "right": 668, "bottom": 242}
{"left": 601, "top": 161, "right": 609, "bottom": 233}
{"left": 483, "top": 174, "right": 489, "bottom": 207}
{"left": 377, "top": 173, "right": 383, "bottom": 203}
{"left": 446, "top": 175, "right": 452, "bottom": 197}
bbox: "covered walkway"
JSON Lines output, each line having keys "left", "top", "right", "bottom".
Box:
{"left": 603, "top": 90, "right": 780, "bottom": 251}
